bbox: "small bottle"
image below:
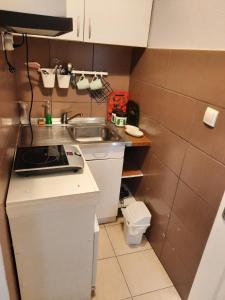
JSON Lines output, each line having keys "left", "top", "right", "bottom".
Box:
{"left": 43, "top": 100, "right": 52, "bottom": 125}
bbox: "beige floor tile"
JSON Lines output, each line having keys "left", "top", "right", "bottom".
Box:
{"left": 105, "top": 216, "right": 124, "bottom": 227}
{"left": 92, "top": 257, "right": 131, "bottom": 300}
{"left": 133, "top": 287, "right": 181, "bottom": 299}
{"left": 106, "top": 223, "right": 151, "bottom": 256}
{"left": 118, "top": 250, "right": 172, "bottom": 296}
{"left": 98, "top": 227, "right": 115, "bottom": 260}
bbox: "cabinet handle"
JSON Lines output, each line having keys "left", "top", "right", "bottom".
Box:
{"left": 77, "top": 16, "right": 80, "bottom": 38}
{"left": 89, "top": 18, "right": 92, "bottom": 40}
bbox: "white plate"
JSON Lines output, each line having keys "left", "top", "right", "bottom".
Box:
{"left": 125, "top": 125, "right": 140, "bottom": 131}
{"left": 125, "top": 128, "right": 144, "bottom": 137}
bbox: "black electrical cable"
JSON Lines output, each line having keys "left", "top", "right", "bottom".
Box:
{"left": 24, "top": 34, "right": 34, "bottom": 146}
{"left": 4, "top": 50, "right": 16, "bottom": 73}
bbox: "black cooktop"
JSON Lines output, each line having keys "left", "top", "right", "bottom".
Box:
{"left": 14, "top": 145, "right": 69, "bottom": 171}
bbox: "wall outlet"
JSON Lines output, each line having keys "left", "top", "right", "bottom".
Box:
{"left": 203, "top": 107, "right": 219, "bottom": 128}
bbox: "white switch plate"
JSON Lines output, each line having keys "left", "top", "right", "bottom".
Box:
{"left": 203, "top": 107, "right": 219, "bottom": 128}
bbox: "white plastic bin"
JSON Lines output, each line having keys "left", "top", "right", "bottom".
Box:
{"left": 40, "top": 68, "right": 56, "bottom": 88}
{"left": 122, "top": 201, "right": 151, "bottom": 245}
{"left": 57, "top": 74, "right": 71, "bottom": 89}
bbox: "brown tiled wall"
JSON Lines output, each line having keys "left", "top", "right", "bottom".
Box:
{"left": 0, "top": 51, "right": 20, "bottom": 299}
{"left": 129, "top": 48, "right": 225, "bottom": 299}
{"left": 14, "top": 37, "right": 132, "bottom": 119}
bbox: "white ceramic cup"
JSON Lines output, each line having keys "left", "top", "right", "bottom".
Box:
{"left": 89, "top": 75, "right": 103, "bottom": 90}
{"left": 76, "top": 74, "right": 90, "bottom": 90}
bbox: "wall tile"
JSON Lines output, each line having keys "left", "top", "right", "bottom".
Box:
{"left": 166, "top": 50, "right": 225, "bottom": 108}
{"left": 52, "top": 102, "right": 91, "bottom": 118}
{"left": 14, "top": 37, "right": 51, "bottom": 101}
{"left": 0, "top": 66, "right": 17, "bottom": 103}
{"left": 52, "top": 86, "right": 91, "bottom": 103}
{"left": 93, "top": 44, "right": 132, "bottom": 91}
{"left": 166, "top": 213, "right": 204, "bottom": 279}
{"left": 130, "top": 47, "right": 225, "bottom": 299}
{"left": 181, "top": 145, "right": 225, "bottom": 210}
{"left": 91, "top": 101, "right": 107, "bottom": 117}
{"left": 24, "top": 100, "right": 48, "bottom": 118}
{"left": 131, "top": 48, "right": 171, "bottom": 87}
{"left": 189, "top": 102, "right": 225, "bottom": 165}
{"left": 152, "top": 125, "right": 188, "bottom": 176}
{"left": 161, "top": 240, "right": 192, "bottom": 300}
{"left": 147, "top": 154, "right": 178, "bottom": 209}
{"left": 130, "top": 80, "right": 197, "bottom": 140}
{"left": 138, "top": 113, "right": 188, "bottom": 176}
{"left": 135, "top": 163, "right": 174, "bottom": 258}
{"left": 129, "top": 79, "right": 165, "bottom": 121}
{"left": 146, "top": 215, "right": 167, "bottom": 258}
{"left": 50, "top": 40, "right": 93, "bottom": 69}
{"left": 173, "top": 181, "right": 216, "bottom": 247}
{"left": 160, "top": 90, "right": 197, "bottom": 140}
{"left": 94, "top": 44, "right": 132, "bottom": 74}
{"left": 14, "top": 38, "right": 131, "bottom": 115}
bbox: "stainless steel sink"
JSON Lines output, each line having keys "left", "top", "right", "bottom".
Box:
{"left": 67, "top": 124, "right": 122, "bottom": 143}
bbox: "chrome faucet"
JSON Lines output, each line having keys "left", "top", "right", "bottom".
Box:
{"left": 61, "top": 112, "right": 83, "bottom": 124}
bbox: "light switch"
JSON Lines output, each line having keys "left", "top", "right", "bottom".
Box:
{"left": 203, "top": 107, "right": 219, "bottom": 128}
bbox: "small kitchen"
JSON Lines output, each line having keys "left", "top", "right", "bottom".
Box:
{"left": 1, "top": 1, "right": 225, "bottom": 300}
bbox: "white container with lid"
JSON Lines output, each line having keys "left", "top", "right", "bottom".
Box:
{"left": 122, "top": 201, "right": 151, "bottom": 245}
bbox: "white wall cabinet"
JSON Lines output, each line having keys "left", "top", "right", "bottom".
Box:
{"left": 84, "top": 0, "right": 153, "bottom": 47}
{"left": 57, "top": 0, "right": 84, "bottom": 42}
{"left": 58, "top": 0, "right": 153, "bottom": 47}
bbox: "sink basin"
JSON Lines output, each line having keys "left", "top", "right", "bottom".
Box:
{"left": 67, "top": 124, "right": 122, "bottom": 143}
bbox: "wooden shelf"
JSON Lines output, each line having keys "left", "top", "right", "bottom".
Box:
{"left": 124, "top": 131, "right": 152, "bottom": 147}
{"left": 122, "top": 169, "right": 143, "bottom": 178}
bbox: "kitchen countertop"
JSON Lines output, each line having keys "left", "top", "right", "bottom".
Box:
{"left": 7, "top": 154, "right": 99, "bottom": 206}
{"left": 18, "top": 119, "right": 151, "bottom": 148}
{"left": 114, "top": 126, "right": 152, "bottom": 147}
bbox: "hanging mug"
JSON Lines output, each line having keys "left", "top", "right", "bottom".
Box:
{"left": 76, "top": 74, "right": 90, "bottom": 90}
{"left": 89, "top": 74, "right": 103, "bottom": 90}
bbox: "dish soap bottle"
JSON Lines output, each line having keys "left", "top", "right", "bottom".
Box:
{"left": 43, "top": 100, "right": 52, "bottom": 125}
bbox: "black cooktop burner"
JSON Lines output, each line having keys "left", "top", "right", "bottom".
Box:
{"left": 14, "top": 145, "right": 69, "bottom": 170}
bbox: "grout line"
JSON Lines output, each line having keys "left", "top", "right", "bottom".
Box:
{"left": 141, "top": 111, "right": 225, "bottom": 170}
{"left": 131, "top": 77, "right": 225, "bottom": 111}
{"left": 104, "top": 226, "right": 116, "bottom": 257}
{"left": 115, "top": 255, "right": 133, "bottom": 298}
{"left": 131, "top": 285, "right": 175, "bottom": 299}
{"left": 116, "top": 248, "right": 153, "bottom": 258}
{"left": 104, "top": 226, "right": 133, "bottom": 298}
{"left": 97, "top": 255, "right": 116, "bottom": 261}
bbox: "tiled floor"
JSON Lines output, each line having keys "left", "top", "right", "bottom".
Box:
{"left": 93, "top": 219, "right": 181, "bottom": 300}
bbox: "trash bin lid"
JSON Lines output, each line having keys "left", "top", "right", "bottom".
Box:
{"left": 122, "top": 201, "right": 151, "bottom": 226}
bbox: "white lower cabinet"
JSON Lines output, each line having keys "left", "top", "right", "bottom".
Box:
{"left": 87, "top": 158, "right": 123, "bottom": 223}
{"left": 80, "top": 143, "right": 125, "bottom": 224}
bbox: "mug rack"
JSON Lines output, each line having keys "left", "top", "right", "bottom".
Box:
{"left": 71, "top": 70, "right": 108, "bottom": 76}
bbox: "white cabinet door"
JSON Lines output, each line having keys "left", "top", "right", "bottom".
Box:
{"left": 58, "top": 0, "right": 84, "bottom": 41}
{"left": 0, "top": 0, "right": 66, "bottom": 16}
{"left": 84, "top": 0, "right": 153, "bottom": 47}
{"left": 87, "top": 159, "right": 123, "bottom": 223}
